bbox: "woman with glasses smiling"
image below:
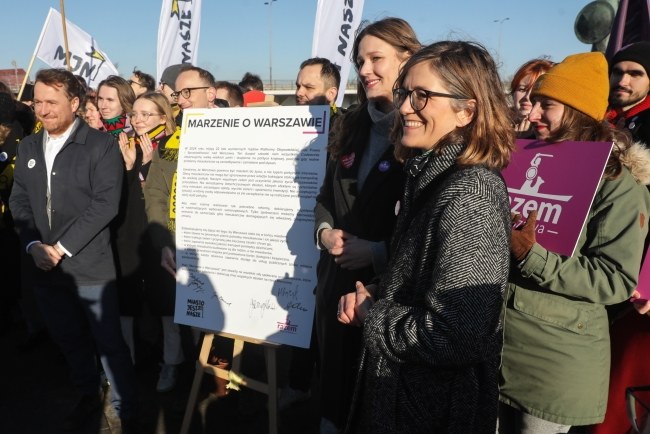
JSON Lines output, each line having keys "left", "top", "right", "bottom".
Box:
{"left": 337, "top": 41, "right": 514, "bottom": 433}
{"left": 127, "top": 92, "right": 186, "bottom": 393}
{"left": 111, "top": 91, "right": 178, "bottom": 379}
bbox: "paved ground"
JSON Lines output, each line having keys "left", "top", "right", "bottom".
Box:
{"left": 0, "top": 312, "right": 320, "bottom": 434}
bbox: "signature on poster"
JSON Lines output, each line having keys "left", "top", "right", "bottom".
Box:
{"left": 249, "top": 297, "right": 277, "bottom": 319}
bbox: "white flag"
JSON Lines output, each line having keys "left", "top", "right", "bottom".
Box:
{"left": 35, "top": 8, "right": 119, "bottom": 89}
{"left": 157, "top": 0, "right": 202, "bottom": 83}
{"left": 311, "top": 0, "right": 365, "bottom": 107}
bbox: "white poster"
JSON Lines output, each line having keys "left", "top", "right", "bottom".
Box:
{"left": 157, "top": 0, "right": 202, "bottom": 82}
{"left": 35, "top": 8, "right": 119, "bottom": 88}
{"left": 174, "top": 105, "right": 329, "bottom": 348}
{"left": 311, "top": 0, "right": 365, "bottom": 107}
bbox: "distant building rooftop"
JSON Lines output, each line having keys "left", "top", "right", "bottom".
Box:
{"left": 0, "top": 68, "right": 27, "bottom": 94}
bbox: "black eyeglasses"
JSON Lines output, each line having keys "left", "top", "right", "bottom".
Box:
{"left": 170, "top": 86, "right": 209, "bottom": 100}
{"left": 128, "top": 79, "right": 144, "bottom": 87}
{"left": 392, "top": 88, "right": 467, "bottom": 112}
{"left": 214, "top": 98, "right": 229, "bottom": 108}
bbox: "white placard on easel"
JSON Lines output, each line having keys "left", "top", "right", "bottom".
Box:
{"left": 174, "top": 105, "right": 329, "bottom": 348}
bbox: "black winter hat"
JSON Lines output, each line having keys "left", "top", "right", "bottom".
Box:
{"left": 611, "top": 41, "right": 650, "bottom": 75}
{"left": 20, "top": 84, "right": 34, "bottom": 103}
{"left": 0, "top": 93, "right": 16, "bottom": 126}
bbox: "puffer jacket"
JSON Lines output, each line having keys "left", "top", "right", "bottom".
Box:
{"left": 499, "top": 142, "right": 650, "bottom": 425}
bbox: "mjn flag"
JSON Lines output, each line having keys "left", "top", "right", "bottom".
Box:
{"left": 157, "top": 0, "right": 202, "bottom": 83}
{"left": 35, "top": 8, "right": 119, "bottom": 88}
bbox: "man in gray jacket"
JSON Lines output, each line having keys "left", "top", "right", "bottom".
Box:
{"left": 9, "top": 68, "right": 136, "bottom": 432}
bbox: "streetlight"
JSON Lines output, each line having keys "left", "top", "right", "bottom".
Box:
{"left": 264, "top": 0, "right": 277, "bottom": 88}
{"left": 493, "top": 17, "right": 510, "bottom": 65}
{"left": 11, "top": 60, "right": 18, "bottom": 94}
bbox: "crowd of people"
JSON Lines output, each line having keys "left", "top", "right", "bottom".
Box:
{"left": 1, "top": 15, "right": 650, "bottom": 434}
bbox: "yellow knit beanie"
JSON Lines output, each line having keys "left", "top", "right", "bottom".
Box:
{"left": 531, "top": 52, "right": 609, "bottom": 121}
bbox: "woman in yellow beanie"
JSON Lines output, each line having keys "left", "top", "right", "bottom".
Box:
{"left": 498, "top": 52, "right": 650, "bottom": 433}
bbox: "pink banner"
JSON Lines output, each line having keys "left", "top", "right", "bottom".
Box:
{"left": 501, "top": 139, "right": 613, "bottom": 257}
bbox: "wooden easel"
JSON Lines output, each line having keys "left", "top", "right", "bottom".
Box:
{"left": 180, "top": 330, "right": 280, "bottom": 434}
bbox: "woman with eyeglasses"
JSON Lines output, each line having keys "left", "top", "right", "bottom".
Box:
{"left": 337, "top": 41, "right": 514, "bottom": 433}
{"left": 126, "top": 92, "right": 186, "bottom": 393}
{"left": 312, "top": 17, "right": 420, "bottom": 433}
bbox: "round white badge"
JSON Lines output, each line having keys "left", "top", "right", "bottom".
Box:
{"left": 0, "top": 152, "right": 7, "bottom": 162}
{"left": 27, "top": 159, "right": 36, "bottom": 169}
{"left": 176, "top": 267, "right": 189, "bottom": 285}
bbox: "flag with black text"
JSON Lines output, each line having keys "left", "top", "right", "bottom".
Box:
{"left": 311, "top": 0, "right": 365, "bottom": 107}
{"left": 157, "top": 0, "right": 202, "bottom": 83}
{"left": 35, "top": 8, "right": 119, "bottom": 88}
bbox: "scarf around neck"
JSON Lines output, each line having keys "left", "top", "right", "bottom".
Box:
{"left": 607, "top": 94, "right": 650, "bottom": 125}
{"left": 102, "top": 113, "right": 131, "bottom": 136}
{"left": 135, "top": 124, "right": 167, "bottom": 150}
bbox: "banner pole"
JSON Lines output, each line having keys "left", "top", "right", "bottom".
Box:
{"left": 59, "top": 0, "right": 71, "bottom": 71}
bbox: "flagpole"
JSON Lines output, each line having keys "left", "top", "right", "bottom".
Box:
{"left": 59, "top": 0, "right": 71, "bottom": 71}
{"left": 17, "top": 8, "right": 53, "bottom": 100}
{"left": 17, "top": 54, "right": 38, "bottom": 101}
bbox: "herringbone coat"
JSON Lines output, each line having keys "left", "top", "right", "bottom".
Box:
{"left": 346, "top": 142, "right": 511, "bottom": 434}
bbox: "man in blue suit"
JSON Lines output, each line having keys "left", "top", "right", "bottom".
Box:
{"left": 9, "top": 68, "right": 137, "bottom": 432}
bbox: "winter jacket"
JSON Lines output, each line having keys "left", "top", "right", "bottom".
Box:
{"left": 314, "top": 103, "right": 405, "bottom": 428}
{"left": 9, "top": 120, "right": 123, "bottom": 285}
{"left": 142, "top": 130, "right": 180, "bottom": 315}
{"left": 499, "top": 142, "right": 650, "bottom": 425}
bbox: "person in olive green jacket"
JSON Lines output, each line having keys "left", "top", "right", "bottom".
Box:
{"left": 498, "top": 52, "right": 650, "bottom": 433}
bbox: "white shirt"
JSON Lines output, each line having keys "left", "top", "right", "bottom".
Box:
{"left": 26, "top": 119, "right": 78, "bottom": 257}
{"left": 44, "top": 119, "right": 78, "bottom": 191}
